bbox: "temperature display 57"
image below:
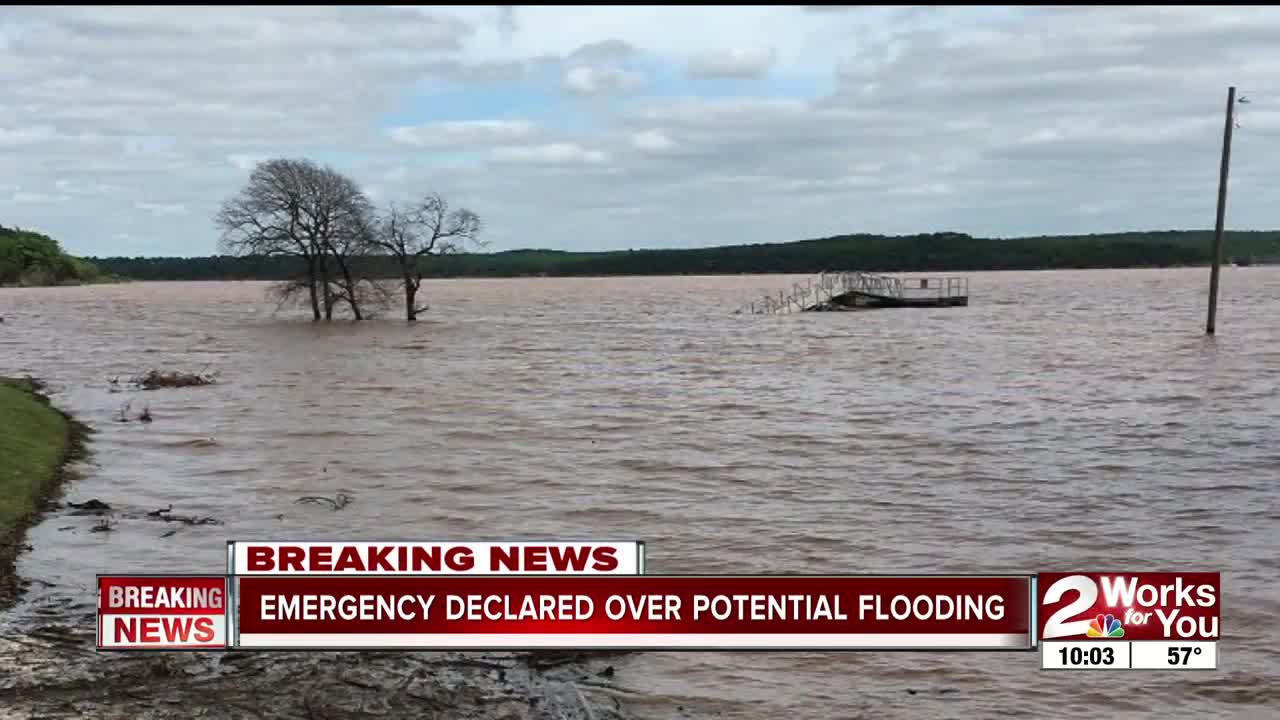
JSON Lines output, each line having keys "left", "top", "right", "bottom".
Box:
{"left": 1132, "top": 641, "right": 1217, "bottom": 670}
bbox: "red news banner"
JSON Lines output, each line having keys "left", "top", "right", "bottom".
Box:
{"left": 234, "top": 575, "right": 1031, "bottom": 650}
{"left": 98, "top": 576, "right": 227, "bottom": 649}
{"left": 97, "top": 542, "right": 1031, "bottom": 651}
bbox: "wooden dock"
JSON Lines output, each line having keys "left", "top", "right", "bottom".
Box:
{"left": 736, "top": 271, "right": 969, "bottom": 315}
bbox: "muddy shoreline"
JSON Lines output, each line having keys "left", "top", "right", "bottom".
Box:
{"left": 1, "top": 631, "right": 631, "bottom": 719}
{"left": 0, "top": 381, "right": 633, "bottom": 720}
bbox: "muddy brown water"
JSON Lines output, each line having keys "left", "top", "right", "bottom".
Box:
{"left": 1, "top": 270, "right": 1278, "bottom": 718}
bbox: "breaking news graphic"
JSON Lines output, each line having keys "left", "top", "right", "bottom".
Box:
{"left": 97, "top": 576, "right": 228, "bottom": 650}
{"left": 1038, "top": 572, "right": 1220, "bottom": 670}
{"left": 95, "top": 544, "right": 1225, "bottom": 672}
{"left": 228, "top": 541, "right": 646, "bottom": 575}
{"left": 230, "top": 574, "right": 1031, "bottom": 650}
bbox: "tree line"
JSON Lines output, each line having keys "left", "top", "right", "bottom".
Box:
{"left": 87, "top": 229, "right": 1280, "bottom": 284}
{"left": 214, "top": 158, "right": 481, "bottom": 321}
{"left": 0, "top": 225, "right": 105, "bottom": 287}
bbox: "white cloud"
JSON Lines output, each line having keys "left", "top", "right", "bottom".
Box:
{"left": 12, "top": 191, "right": 69, "bottom": 204}
{"left": 227, "top": 154, "right": 266, "bottom": 171}
{"left": 384, "top": 166, "right": 408, "bottom": 182}
{"left": 686, "top": 48, "right": 776, "bottom": 78}
{"left": 492, "top": 143, "right": 610, "bottom": 165}
{"left": 0, "top": 125, "right": 58, "bottom": 146}
{"left": 631, "top": 129, "right": 677, "bottom": 153}
{"left": 388, "top": 120, "right": 535, "bottom": 146}
{"left": 567, "top": 39, "right": 637, "bottom": 63}
{"left": 562, "top": 65, "right": 644, "bottom": 95}
{"left": 134, "top": 201, "right": 188, "bottom": 216}
{"left": 52, "top": 179, "right": 120, "bottom": 195}
{"left": 888, "top": 183, "right": 954, "bottom": 197}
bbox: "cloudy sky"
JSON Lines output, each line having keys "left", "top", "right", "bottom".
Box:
{"left": 3, "top": 5, "right": 1279, "bottom": 256}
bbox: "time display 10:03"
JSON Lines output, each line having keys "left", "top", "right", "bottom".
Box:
{"left": 1058, "top": 646, "right": 1117, "bottom": 666}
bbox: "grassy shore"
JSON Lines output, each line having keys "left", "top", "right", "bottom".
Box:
{"left": 0, "top": 377, "right": 89, "bottom": 606}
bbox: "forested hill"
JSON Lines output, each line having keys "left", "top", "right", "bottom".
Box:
{"left": 86, "top": 230, "right": 1280, "bottom": 281}
{"left": 0, "top": 225, "right": 105, "bottom": 286}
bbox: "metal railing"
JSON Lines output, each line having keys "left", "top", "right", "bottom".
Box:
{"left": 898, "top": 276, "right": 969, "bottom": 300}
{"left": 735, "top": 272, "right": 968, "bottom": 315}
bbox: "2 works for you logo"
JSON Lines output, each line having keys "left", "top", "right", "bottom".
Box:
{"left": 1037, "top": 572, "right": 1219, "bottom": 642}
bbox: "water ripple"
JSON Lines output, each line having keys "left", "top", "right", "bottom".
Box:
{"left": 2, "top": 269, "right": 1279, "bottom": 718}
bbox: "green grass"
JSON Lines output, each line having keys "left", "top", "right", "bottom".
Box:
{"left": 0, "top": 378, "right": 76, "bottom": 543}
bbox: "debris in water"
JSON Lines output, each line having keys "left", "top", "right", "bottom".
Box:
{"left": 139, "top": 405, "right": 153, "bottom": 423}
{"left": 91, "top": 518, "right": 114, "bottom": 533}
{"left": 145, "top": 506, "right": 221, "bottom": 526}
{"left": 596, "top": 666, "right": 615, "bottom": 678}
{"left": 67, "top": 499, "right": 112, "bottom": 515}
{"left": 160, "top": 530, "right": 178, "bottom": 539}
{"left": 131, "top": 368, "right": 216, "bottom": 390}
{"left": 296, "top": 493, "right": 352, "bottom": 511}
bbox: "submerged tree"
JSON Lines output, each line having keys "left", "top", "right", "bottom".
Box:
{"left": 368, "top": 193, "right": 482, "bottom": 321}
{"left": 215, "top": 158, "right": 382, "bottom": 320}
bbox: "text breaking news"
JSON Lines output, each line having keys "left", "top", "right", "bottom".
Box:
{"left": 1038, "top": 572, "right": 1220, "bottom": 670}
{"left": 227, "top": 541, "right": 645, "bottom": 575}
{"left": 97, "top": 576, "right": 229, "bottom": 650}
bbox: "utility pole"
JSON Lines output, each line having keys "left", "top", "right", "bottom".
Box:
{"left": 1206, "top": 86, "right": 1237, "bottom": 335}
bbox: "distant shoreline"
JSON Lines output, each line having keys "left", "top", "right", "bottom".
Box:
{"left": 7, "top": 263, "right": 1271, "bottom": 286}
{"left": 78, "top": 230, "right": 1278, "bottom": 282}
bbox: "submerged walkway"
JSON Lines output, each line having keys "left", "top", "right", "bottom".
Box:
{"left": 736, "top": 271, "right": 969, "bottom": 314}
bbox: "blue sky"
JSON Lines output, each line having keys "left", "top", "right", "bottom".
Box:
{"left": 2, "top": 6, "right": 1279, "bottom": 256}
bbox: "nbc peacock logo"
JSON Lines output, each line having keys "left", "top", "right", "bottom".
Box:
{"left": 1086, "top": 613, "right": 1124, "bottom": 638}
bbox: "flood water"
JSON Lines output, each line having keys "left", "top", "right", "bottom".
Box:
{"left": 1, "top": 270, "right": 1278, "bottom": 718}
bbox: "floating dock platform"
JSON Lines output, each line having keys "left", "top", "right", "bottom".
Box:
{"left": 737, "top": 272, "right": 969, "bottom": 315}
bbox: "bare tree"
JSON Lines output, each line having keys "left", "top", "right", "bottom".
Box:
{"left": 215, "top": 158, "right": 378, "bottom": 320}
{"left": 215, "top": 159, "right": 321, "bottom": 318}
{"left": 307, "top": 165, "right": 379, "bottom": 320}
{"left": 369, "top": 193, "right": 482, "bottom": 321}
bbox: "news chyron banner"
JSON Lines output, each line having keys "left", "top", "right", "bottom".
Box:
{"left": 233, "top": 575, "right": 1029, "bottom": 650}
{"left": 97, "top": 541, "right": 1218, "bottom": 671}
{"left": 1038, "top": 572, "right": 1220, "bottom": 670}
